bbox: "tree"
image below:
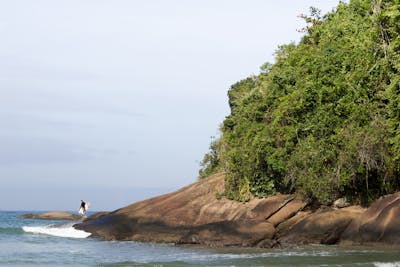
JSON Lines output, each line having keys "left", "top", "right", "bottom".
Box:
{"left": 199, "top": 0, "right": 400, "bottom": 205}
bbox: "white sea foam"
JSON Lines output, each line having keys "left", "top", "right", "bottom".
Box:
{"left": 22, "top": 223, "right": 91, "bottom": 238}
{"left": 374, "top": 262, "right": 400, "bottom": 267}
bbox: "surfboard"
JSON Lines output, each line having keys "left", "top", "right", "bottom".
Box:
{"left": 78, "top": 207, "right": 85, "bottom": 215}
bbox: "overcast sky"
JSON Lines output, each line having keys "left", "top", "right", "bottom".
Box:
{"left": 0, "top": 0, "right": 344, "bottom": 211}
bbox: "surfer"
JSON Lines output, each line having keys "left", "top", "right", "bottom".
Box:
{"left": 79, "top": 200, "right": 87, "bottom": 215}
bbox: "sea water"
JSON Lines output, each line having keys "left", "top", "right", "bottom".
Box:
{"left": 1, "top": 211, "right": 400, "bottom": 267}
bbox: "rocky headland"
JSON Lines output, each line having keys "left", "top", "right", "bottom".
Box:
{"left": 75, "top": 173, "right": 400, "bottom": 247}
{"left": 20, "top": 211, "right": 82, "bottom": 221}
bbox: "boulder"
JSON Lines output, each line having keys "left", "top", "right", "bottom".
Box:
{"left": 278, "top": 206, "right": 365, "bottom": 245}
{"left": 74, "top": 173, "right": 400, "bottom": 247}
{"left": 19, "top": 211, "right": 81, "bottom": 220}
{"left": 76, "top": 173, "right": 285, "bottom": 246}
{"left": 341, "top": 192, "right": 400, "bottom": 245}
{"left": 267, "top": 197, "right": 306, "bottom": 226}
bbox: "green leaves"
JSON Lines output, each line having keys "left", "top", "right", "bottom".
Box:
{"left": 199, "top": 0, "right": 400, "bottom": 205}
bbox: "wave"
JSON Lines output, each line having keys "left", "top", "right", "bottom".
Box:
{"left": 22, "top": 221, "right": 91, "bottom": 238}
{"left": 374, "top": 262, "right": 400, "bottom": 267}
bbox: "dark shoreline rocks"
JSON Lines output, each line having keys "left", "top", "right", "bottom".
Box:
{"left": 19, "top": 211, "right": 82, "bottom": 221}
{"left": 75, "top": 173, "right": 400, "bottom": 247}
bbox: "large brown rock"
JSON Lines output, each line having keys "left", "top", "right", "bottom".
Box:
{"left": 278, "top": 206, "right": 365, "bottom": 245}
{"left": 267, "top": 197, "right": 306, "bottom": 226}
{"left": 75, "top": 173, "right": 400, "bottom": 247}
{"left": 19, "top": 211, "right": 81, "bottom": 220}
{"left": 76, "top": 173, "right": 294, "bottom": 246}
{"left": 178, "top": 220, "right": 276, "bottom": 247}
{"left": 341, "top": 192, "right": 400, "bottom": 245}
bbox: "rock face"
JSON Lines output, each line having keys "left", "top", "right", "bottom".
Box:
{"left": 278, "top": 206, "right": 364, "bottom": 245}
{"left": 341, "top": 192, "right": 400, "bottom": 245}
{"left": 75, "top": 174, "right": 400, "bottom": 247}
{"left": 20, "top": 211, "right": 81, "bottom": 220}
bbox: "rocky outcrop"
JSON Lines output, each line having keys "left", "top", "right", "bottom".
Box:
{"left": 340, "top": 192, "right": 400, "bottom": 245}
{"left": 75, "top": 173, "right": 400, "bottom": 247}
{"left": 75, "top": 173, "right": 299, "bottom": 246}
{"left": 278, "top": 206, "right": 364, "bottom": 245}
{"left": 19, "top": 211, "right": 81, "bottom": 220}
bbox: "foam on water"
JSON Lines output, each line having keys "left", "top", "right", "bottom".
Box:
{"left": 22, "top": 222, "right": 91, "bottom": 238}
{"left": 374, "top": 262, "right": 400, "bottom": 267}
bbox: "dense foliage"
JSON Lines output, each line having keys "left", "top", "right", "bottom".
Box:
{"left": 199, "top": 0, "right": 400, "bottom": 205}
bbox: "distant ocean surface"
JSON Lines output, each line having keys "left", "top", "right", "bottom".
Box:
{"left": 1, "top": 211, "right": 400, "bottom": 267}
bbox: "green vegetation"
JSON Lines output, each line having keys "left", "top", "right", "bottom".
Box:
{"left": 199, "top": 0, "right": 400, "bottom": 205}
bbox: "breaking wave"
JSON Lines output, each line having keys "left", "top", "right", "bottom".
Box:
{"left": 374, "top": 262, "right": 400, "bottom": 267}
{"left": 22, "top": 221, "right": 91, "bottom": 238}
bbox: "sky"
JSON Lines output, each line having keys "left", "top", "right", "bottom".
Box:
{"left": 0, "top": 0, "right": 344, "bottom": 211}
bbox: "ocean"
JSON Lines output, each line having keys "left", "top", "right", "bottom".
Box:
{"left": 1, "top": 211, "right": 400, "bottom": 267}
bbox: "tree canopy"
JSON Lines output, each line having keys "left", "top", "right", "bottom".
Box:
{"left": 199, "top": 0, "right": 400, "bottom": 205}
